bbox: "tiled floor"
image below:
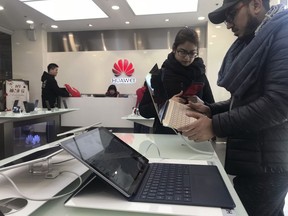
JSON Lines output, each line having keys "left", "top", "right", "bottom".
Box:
{"left": 212, "top": 142, "right": 288, "bottom": 216}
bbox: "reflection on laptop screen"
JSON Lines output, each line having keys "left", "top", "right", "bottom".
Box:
{"left": 145, "top": 67, "right": 168, "bottom": 122}
{"left": 61, "top": 128, "right": 149, "bottom": 196}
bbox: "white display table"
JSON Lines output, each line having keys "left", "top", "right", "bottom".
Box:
{"left": 0, "top": 133, "right": 248, "bottom": 216}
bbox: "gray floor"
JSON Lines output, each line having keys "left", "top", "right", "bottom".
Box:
{"left": 212, "top": 142, "right": 288, "bottom": 216}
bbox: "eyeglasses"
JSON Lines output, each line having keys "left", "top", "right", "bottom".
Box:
{"left": 176, "top": 49, "right": 198, "bottom": 58}
{"left": 224, "top": 3, "right": 247, "bottom": 25}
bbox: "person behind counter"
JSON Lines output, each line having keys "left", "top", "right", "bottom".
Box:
{"left": 41, "top": 63, "right": 70, "bottom": 108}
{"left": 139, "top": 26, "right": 214, "bottom": 134}
{"left": 105, "top": 84, "right": 120, "bottom": 97}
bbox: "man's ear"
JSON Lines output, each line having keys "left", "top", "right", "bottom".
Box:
{"left": 250, "top": 0, "right": 263, "bottom": 14}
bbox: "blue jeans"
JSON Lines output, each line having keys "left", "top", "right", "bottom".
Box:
{"left": 233, "top": 174, "right": 288, "bottom": 216}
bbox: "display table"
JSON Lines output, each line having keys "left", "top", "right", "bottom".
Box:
{"left": 0, "top": 108, "right": 77, "bottom": 159}
{"left": 121, "top": 114, "right": 154, "bottom": 128}
{"left": 0, "top": 133, "right": 248, "bottom": 216}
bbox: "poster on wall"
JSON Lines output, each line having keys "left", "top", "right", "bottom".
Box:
{"left": 5, "top": 79, "right": 29, "bottom": 111}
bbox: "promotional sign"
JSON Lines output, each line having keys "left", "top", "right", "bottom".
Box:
{"left": 5, "top": 79, "right": 29, "bottom": 110}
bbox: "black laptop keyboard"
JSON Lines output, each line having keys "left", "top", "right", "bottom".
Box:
{"left": 137, "top": 163, "right": 192, "bottom": 203}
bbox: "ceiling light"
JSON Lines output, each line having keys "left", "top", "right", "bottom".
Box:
{"left": 26, "top": 20, "right": 34, "bottom": 24}
{"left": 125, "top": 21, "right": 130, "bottom": 24}
{"left": 88, "top": 24, "right": 93, "bottom": 27}
{"left": 112, "top": 5, "right": 120, "bottom": 10}
{"left": 51, "top": 25, "right": 58, "bottom": 29}
{"left": 126, "top": 0, "right": 198, "bottom": 15}
{"left": 165, "top": 19, "right": 169, "bottom": 22}
{"left": 0, "top": 5, "right": 4, "bottom": 10}
{"left": 198, "top": 16, "right": 205, "bottom": 20}
{"left": 21, "top": 0, "right": 108, "bottom": 21}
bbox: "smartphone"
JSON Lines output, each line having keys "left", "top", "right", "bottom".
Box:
{"left": 34, "top": 99, "right": 39, "bottom": 108}
{"left": 45, "top": 100, "right": 51, "bottom": 110}
{"left": 182, "top": 83, "right": 204, "bottom": 98}
{"left": 62, "top": 99, "right": 68, "bottom": 109}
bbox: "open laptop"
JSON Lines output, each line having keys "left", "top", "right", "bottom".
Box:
{"left": 23, "top": 101, "right": 35, "bottom": 113}
{"left": 60, "top": 127, "right": 235, "bottom": 209}
{"left": 145, "top": 64, "right": 196, "bottom": 130}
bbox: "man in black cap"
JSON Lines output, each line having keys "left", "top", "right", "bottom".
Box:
{"left": 178, "top": 0, "right": 288, "bottom": 215}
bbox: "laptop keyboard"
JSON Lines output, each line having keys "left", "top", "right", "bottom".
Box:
{"left": 167, "top": 100, "right": 196, "bottom": 129}
{"left": 137, "top": 163, "right": 192, "bottom": 203}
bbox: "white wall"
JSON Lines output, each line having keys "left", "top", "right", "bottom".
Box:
{"left": 12, "top": 28, "right": 47, "bottom": 105}
{"left": 11, "top": 23, "right": 234, "bottom": 106}
{"left": 46, "top": 50, "right": 169, "bottom": 95}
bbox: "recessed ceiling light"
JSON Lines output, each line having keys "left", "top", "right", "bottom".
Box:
{"left": 126, "top": 0, "right": 198, "bottom": 15}
{"left": 26, "top": 20, "right": 34, "bottom": 24}
{"left": 165, "top": 18, "right": 169, "bottom": 22}
{"left": 51, "top": 25, "right": 58, "bottom": 29}
{"left": 125, "top": 21, "right": 130, "bottom": 24}
{"left": 88, "top": 24, "right": 93, "bottom": 27}
{"left": 112, "top": 5, "right": 120, "bottom": 10}
{"left": 198, "top": 16, "right": 205, "bottom": 20}
{"left": 21, "top": 0, "right": 108, "bottom": 21}
{"left": 0, "top": 5, "right": 4, "bottom": 10}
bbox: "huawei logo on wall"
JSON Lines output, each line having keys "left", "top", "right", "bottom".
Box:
{"left": 111, "top": 59, "right": 136, "bottom": 84}
{"left": 112, "top": 59, "right": 134, "bottom": 77}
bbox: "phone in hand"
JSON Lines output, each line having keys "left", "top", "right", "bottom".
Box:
{"left": 182, "top": 83, "right": 204, "bottom": 98}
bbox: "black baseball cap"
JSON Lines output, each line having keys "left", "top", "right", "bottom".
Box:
{"left": 208, "top": 0, "right": 242, "bottom": 24}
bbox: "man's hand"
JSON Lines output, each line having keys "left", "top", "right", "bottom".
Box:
{"left": 171, "top": 91, "right": 187, "bottom": 104}
{"left": 187, "top": 101, "right": 211, "bottom": 117}
{"left": 178, "top": 111, "right": 215, "bottom": 142}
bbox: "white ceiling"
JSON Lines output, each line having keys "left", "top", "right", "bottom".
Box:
{"left": 0, "top": 0, "right": 222, "bottom": 33}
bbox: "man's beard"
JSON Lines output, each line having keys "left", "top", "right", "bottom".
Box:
{"left": 240, "top": 13, "right": 261, "bottom": 40}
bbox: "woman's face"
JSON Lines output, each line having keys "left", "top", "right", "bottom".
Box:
{"left": 173, "top": 41, "right": 198, "bottom": 67}
{"left": 109, "top": 89, "right": 116, "bottom": 94}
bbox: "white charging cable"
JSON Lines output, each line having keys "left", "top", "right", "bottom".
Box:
{"left": 0, "top": 170, "right": 82, "bottom": 201}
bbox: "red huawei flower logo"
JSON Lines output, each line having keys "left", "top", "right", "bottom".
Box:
{"left": 112, "top": 59, "right": 134, "bottom": 77}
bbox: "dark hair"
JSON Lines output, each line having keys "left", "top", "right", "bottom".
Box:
{"left": 47, "top": 63, "right": 59, "bottom": 71}
{"left": 172, "top": 27, "right": 199, "bottom": 52}
{"left": 107, "top": 84, "right": 117, "bottom": 91}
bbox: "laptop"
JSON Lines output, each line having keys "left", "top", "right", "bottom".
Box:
{"left": 60, "top": 127, "right": 235, "bottom": 209}
{"left": 145, "top": 64, "right": 196, "bottom": 130}
{"left": 23, "top": 101, "right": 35, "bottom": 113}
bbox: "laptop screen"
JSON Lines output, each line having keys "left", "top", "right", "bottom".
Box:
{"left": 60, "top": 127, "right": 149, "bottom": 197}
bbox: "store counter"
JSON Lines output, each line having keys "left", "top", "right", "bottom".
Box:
{"left": 61, "top": 97, "right": 137, "bottom": 128}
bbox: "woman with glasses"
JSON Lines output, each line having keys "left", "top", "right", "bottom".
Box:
{"left": 139, "top": 27, "right": 214, "bottom": 134}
